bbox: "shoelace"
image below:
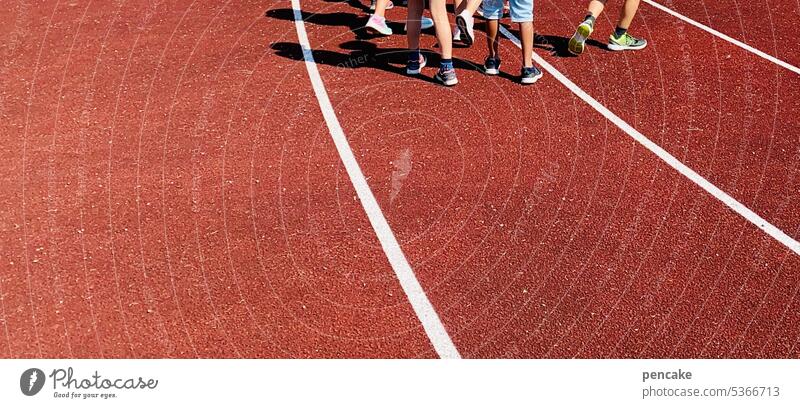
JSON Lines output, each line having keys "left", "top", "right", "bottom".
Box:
{"left": 621, "top": 33, "right": 638, "bottom": 45}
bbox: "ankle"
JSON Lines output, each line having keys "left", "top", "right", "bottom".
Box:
{"left": 440, "top": 58, "right": 454, "bottom": 70}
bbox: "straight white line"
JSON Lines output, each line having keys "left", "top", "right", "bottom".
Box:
{"left": 643, "top": 0, "right": 800, "bottom": 76}
{"left": 290, "top": 0, "right": 461, "bottom": 358}
{"left": 499, "top": 25, "right": 800, "bottom": 256}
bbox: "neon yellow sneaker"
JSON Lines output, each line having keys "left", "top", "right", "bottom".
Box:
{"left": 568, "top": 21, "right": 593, "bottom": 55}
{"left": 608, "top": 32, "right": 647, "bottom": 51}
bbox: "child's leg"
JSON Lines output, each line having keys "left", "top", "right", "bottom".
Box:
{"left": 518, "top": 21, "right": 533, "bottom": 68}
{"left": 507, "top": 0, "right": 533, "bottom": 66}
{"left": 568, "top": 0, "right": 606, "bottom": 55}
{"left": 428, "top": 0, "right": 453, "bottom": 60}
{"left": 482, "top": 17, "right": 501, "bottom": 75}
{"left": 509, "top": 0, "right": 542, "bottom": 83}
{"left": 616, "top": 0, "right": 641, "bottom": 30}
{"left": 485, "top": 19, "right": 500, "bottom": 59}
{"left": 586, "top": 0, "right": 606, "bottom": 18}
{"left": 607, "top": 0, "right": 646, "bottom": 50}
{"left": 406, "top": 0, "right": 424, "bottom": 51}
{"left": 373, "top": 0, "right": 391, "bottom": 16}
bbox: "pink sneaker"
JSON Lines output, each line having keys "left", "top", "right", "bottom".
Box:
{"left": 365, "top": 15, "right": 392, "bottom": 36}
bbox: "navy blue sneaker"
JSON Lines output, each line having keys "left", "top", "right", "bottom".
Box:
{"left": 434, "top": 67, "right": 458, "bottom": 86}
{"left": 520, "top": 65, "right": 543, "bottom": 84}
{"left": 483, "top": 57, "right": 501, "bottom": 75}
{"left": 406, "top": 53, "right": 427, "bottom": 75}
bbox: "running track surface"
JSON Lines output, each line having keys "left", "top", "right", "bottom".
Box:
{"left": 0, "top": 0, "right": 798, "bottom": 358}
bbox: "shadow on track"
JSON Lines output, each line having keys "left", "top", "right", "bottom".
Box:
{"left": 268, "top": 7, "right": 522, "bottom": 82}
{"left": 266, "top": 8, "right": 405, "bottom": 40}
{"left": 271, "top": 40, "right": 498, "bottom": 84}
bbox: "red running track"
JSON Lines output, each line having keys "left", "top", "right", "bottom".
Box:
{"left": 0, "top": 0, "right": 798, "bottom": 358}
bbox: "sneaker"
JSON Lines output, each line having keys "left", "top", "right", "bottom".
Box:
{"left": 434, "top": 67, "right": 458, "bottom": 86}
{"left": 520, "top": 66, "right": 543, "bottom": 84}
{"left": 568, "top": 20, "right": 593, "bottom": 55}
{"left": 369, "top": 0, "right": 394, "bottom": 11}
{"left": 455, "top": 11, "right": 474, "bottom": 46}
{"left": 405, "top": 16, "right": 434, "bottom": 32}
{"left": 365, "top": 15, "right": 392, "bottom": 36}
{"left": 608, "top": 32, "right": 647, "bottom": 51}
{"left": 421, "top": 16, "right": 434, "bottom": 30}
{"left": 453, "top": 26, "right": 461, "bottom": 41}
{"left": 406, "top": 53, "right": 427, "bottom": 75}
{"left": 483, "top": 57, "right": 501, "bottom": 75}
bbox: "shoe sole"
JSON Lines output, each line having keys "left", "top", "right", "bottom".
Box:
{"left": 568, "top": 22, "right": 592, "bottom": 55}
{"left": 520, "top": 72, "right": 543, "bottom": 84}
{"left": 484, "top": 67, "right": 499, "bottom": 75}
{"left": 435, "top": 73, "right": 458, "bottom": 86}
{"left": 607, "top": 41, "right": 647, "bottom": 51}
{"left": 456, "top": 15, "right": 473, "bottom": 46}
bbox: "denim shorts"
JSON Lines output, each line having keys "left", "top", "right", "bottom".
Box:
{"left": 482, "top": 0, "right": 533, "bottom": 23}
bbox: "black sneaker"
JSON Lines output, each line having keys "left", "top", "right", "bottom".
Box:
{"left": 520, "top": 65, "right": 543, "bottom": 84}
{"left": 406, "top": 53, "right": 427, "bottom": 75}
{"left": 483, "top": 57, "right": 501, "bottom": 75}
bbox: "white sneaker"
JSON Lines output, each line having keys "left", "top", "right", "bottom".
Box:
{"left": 453, "top": 26, "right": 461, "bottom": 41}
{"left": 405, "top": 16, "right": 434, "bottom": 31}
{"left": 455, "top": 11, "right": 474, "bottom": 46}
{"left": 365, "top": 15, "right": 392, "bottom": 36}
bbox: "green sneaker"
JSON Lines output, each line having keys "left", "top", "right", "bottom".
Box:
{"left": 568, "top": 21, "right": 593, "bottom": 55}
{"left": 608, "top": 32, "right": 647, "bottom": 51}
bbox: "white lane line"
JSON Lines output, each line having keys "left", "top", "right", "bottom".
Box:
{"left": 500, "top": 25, "right": 800, "bottom": 256}
{"left": 290, "top": 0, "right": 461, "bottom": 358}
{"left": 644, "top": 0, "right": 800, "bottom": 76}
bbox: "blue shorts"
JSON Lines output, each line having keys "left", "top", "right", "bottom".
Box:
{"left": 482, "top": 0, "right": 533, "bottom": 23}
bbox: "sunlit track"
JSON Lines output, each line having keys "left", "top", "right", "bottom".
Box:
{"left": 499, "top": 25, "right": 800, "bottom": 254}
{"left": 0, "top": 0, "right": 798, "bottom": 359}
{"left": 289, "top": 0, "right": 461, "bottom": 359}
{"left": 643, "top": 0, "right": 800, "bottom": 75}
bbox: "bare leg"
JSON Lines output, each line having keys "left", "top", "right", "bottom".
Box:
{"left": 407, "top": 0, "right": 423, "bottom": 50}
{"left": 586, "top": 0, "right": 606, "bottom": 17}
{"left": 519, "top": 21, "right": 533, "bottom": 67}
{"left": 616, "top": 0, "right": 641, "bottom": 29}
{"left": 373, "top": 0, "right": 391, "bottom": 17}
{"left": 429, "top": 0, "right": 453, "bottom": 59}
{"left": 486, "top": 19, "right": 500, "bottom": 58}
